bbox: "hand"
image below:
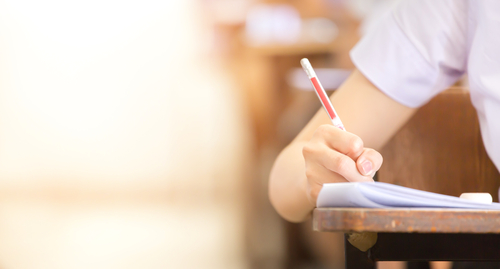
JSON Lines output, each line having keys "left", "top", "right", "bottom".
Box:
{"left": 302, "top": 124, "right": 383, "bottom": 204}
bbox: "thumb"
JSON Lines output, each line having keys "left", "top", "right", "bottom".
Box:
{"left": 356, "top": 148, "right": 383, "bottom": 177}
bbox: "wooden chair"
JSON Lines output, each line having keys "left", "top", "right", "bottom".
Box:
{"left": 379, "top": 87, "right": 500, "bottom": 198}
{"left": 312, "top": 88, "right": 500, "bottom": 268}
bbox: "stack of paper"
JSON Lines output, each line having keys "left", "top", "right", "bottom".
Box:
{"left": 317, "top": 182, "right": 500, "bottom": 209}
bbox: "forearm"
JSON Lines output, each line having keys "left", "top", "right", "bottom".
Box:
{"left": 269, "top": 141, "right": 313, "bottom": 222}
{"left": 268, "top": 70, "right": 417, "bottom": 223}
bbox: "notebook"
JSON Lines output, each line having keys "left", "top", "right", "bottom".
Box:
{"left": 316, "top": 182, "right": 500, "bottom": 209}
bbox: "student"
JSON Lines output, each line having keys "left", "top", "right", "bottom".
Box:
{"left": 269, "top": 0, "right": 500, "bottom": 223}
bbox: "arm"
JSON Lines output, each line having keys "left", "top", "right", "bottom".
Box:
{"left": 269, "top": 69, "right": 417, "bottom": 222}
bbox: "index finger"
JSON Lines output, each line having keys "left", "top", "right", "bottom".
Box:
{"left": 313, "top": 125, "right": 365, "bottom": 160}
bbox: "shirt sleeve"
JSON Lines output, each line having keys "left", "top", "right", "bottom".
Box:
{"left": 350, "top": 0, "right": 468, "bottom": 108}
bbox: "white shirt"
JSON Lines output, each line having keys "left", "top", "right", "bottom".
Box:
{"left": 351, "top": 0, "right": 500, "bottom": 171}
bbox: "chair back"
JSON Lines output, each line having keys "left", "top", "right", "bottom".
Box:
{"left": 379, "top": 88, "right": 500, "bottom": 200}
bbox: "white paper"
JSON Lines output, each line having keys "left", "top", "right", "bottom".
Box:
{"left": 317, "top": 182, "right": 500, "bottom": 209}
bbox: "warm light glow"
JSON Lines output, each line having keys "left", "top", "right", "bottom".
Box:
{"left": 0, "top": 0, "right": 213, "bottom": 185}
{"left": 0, "top": 0, "right": 250, "bottom": 268}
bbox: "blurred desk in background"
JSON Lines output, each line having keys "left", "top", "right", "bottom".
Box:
{"left": 246, "top": 41, "right": 339, "bottom": 57}
{"left": 210, "top": 1, "right": 362, "bottom": 267}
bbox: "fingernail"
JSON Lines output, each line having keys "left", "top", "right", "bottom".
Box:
{"left": 361, "top": 161, "right": 373, "bottom": 175}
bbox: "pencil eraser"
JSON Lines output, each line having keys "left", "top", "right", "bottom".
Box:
{"left": 300, "top": 58, "right": 315, "bottom": 78}
{"left": 459, "top": 193, "right": 493, "bottom": 204}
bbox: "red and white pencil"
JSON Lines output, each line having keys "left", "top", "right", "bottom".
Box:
{"left": 300, "top": 58, "right": 346, "bottom": 131}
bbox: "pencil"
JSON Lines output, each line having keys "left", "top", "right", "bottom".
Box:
{"left": 300, "top": 58, "right": 346, "bottom": 131}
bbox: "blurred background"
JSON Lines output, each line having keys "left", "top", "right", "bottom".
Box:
{"left": 0, "top": 0, "right": 396, "bottom": 268}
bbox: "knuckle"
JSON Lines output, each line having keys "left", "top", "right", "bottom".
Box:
{"left": 305, "top": 168, "right": 315, "bottom": 180}
{"left": 347, "top": 135, "right": 364, "bottom": 154}
{"left": 302, "top": 144, "right": 314, "bottom": 157}
{"left": 315, "top": 124, "right": 332, "bottom": 136}
{"left": 334, "top": 154, "right": 351, "bottom": 174}
{"left": 308, "top": 187, "right": 320, "bottom": 202}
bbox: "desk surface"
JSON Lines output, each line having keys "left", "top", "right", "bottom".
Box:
{"left": 314, "top": 208, "right": 500, "bottom": 234}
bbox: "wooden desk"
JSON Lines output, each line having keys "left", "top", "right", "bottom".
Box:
{"left": 314, "top": 208, "right": 500, "bottom": 269}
